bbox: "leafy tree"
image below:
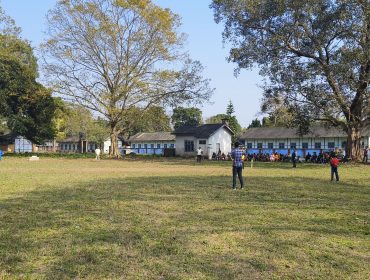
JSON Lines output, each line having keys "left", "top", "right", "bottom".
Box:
{"left": 206, "top": 102, "right": 242, "bottom": 142}
{"left": 247, "top": 118, "right": 262, "bottom": 128}
{"left": 212, "top": 0, "right": 370, "bottom": 161}
{"left": 205, "top": 114, "right": 228, "bottom": 125}
{"left": 172, "top": 107, "right": 202, "bottom": 129}
{"left": 0, "top": 7, "right": 56, "bottom": 143}
{"left": 58, "top": 103, "right": 110, "bottom": 147}
{"left": 43, "top": 0, "right": 213, "bottom": 156}
{"left": 123, "top": 106, "right": 171, "bottom": 138}
{"left": 261, "top": 91, "right": 294, "bottom": 127}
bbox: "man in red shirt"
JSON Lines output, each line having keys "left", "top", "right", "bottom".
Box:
{"left": 330, "top": 154, "right": 340, "bottom": 181}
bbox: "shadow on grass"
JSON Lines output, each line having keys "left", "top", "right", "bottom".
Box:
{"left": 0, "top": 175, "right": 369, "bottom": 279}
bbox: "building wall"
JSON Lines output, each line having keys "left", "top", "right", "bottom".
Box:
{"left": 175, "top": 136, "right": 196, "bottom": 156}
{"left": 129, "top": 140, "right": 175, "bottom": 155}
{"left": 243, "top": 137, "right": 350, "bottom": 150}
{"left": 207, "top": 129, "right": 232, "bottom": 159}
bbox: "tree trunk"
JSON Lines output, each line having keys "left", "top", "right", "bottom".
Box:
{"left": 109, "top": 127, "right": 120, "bottom": 158}
{"left": 347, "top": 127, "right": 362, "bottom": 162}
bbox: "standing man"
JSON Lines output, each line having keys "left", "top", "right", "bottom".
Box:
{"left": 231, "top": 142, "right": 244, "bottom": 190}
{"left": 292, "top": 150, "right": 297, "bottom": 168}
{"left": 197, "top": 147, "right": 203, "bottom": 163}
{"left": 330, "top": 153, "right": 340, "bottom": 181}
{"left": 0, "top": 149, "right": 3, "bottom": 160}
{"left": 363, "top": 147, "right": 368, "bottom": 163}
{"left": 95, "top": 147, "right": 101, "bottom": 160}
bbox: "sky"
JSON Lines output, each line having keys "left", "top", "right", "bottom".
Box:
{"left": 1, "top": 0, "right": 264, "bottom": 128}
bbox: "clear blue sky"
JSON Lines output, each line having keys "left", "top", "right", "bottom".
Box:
{"left": 1, "top": 0, "right": 263, "bottom": 128}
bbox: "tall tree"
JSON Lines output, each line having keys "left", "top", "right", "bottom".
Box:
{"left": 206, "top": 102, "right": 241, "bottom": 143}
{"left": 226, "top": 100, "right": 235, "bottom": 116}
{"left": 42, "top": 0, "right": 213, "bottom": 156}
{"left": 247, "top": 118, "right": 262, "bottom": 128}
{"left": 171, "top": 107, "right": 202, "bottom": 129}
{"left": 0, "top": 6, "right": 56, "bottom": 143}
{"left": 212, "top": 0, "right": 370, "bottom": 161}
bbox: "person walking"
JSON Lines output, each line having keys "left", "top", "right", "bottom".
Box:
{"left": 95, "top": 147, "right": 101, "bottom": 160}
{"left": 330, "top": 154, "right": 340, "bottom": 182}
{"left": 231, "top": 142, "right": 244, "bottom": 190}
{"left": 292, "top": 150, "right": 297, "bottom": 168}
{"left": 196, "top": 147, "right": 203, "bottom": 163}
{"left": 363, "top": 147, "right": 368, "bottom": 163}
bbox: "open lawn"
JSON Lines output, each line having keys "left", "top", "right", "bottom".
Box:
{"left": 0, "top": 158, "right": 369, "bottom": 279}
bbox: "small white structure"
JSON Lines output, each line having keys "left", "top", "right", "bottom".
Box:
{"left": 29, "top": 156, "right": 39, "bottom": 161}
{"left": 103, "top": 138, "right": 123, "bottom": 154}
{"left": 15, "top": 136, "right": 33, "bottom": 153}
{"left": 172, "top": 122, "right": 234, "bottom": 158}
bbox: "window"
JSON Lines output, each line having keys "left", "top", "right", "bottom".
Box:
{"left": 157, "top": 144, "right": 161, "bottom": 148}
{"left": 247, "top": 143, "right": 252, "bottom": 149}
{"left": 257, "top": 143, "right": 263, "bottom": 149}
{"left": 132, "top": 144, "right": 136, "bottom": 148}
{"left": 328, "top": 142, "right": 335, "bottom": 149}
{"left": 150, "top": 144, "right": 154, "bottom": 148}
{"left": 144, "top": 144, "right": 147, "bottom": 149}
{"left": 302, "top": 142, "right": 308, "bottom": 149}
{"left": 164, "top": 144, "right": 168, "bottom": 148}
{"left": 279, "top": 143, "right": 285, "bottom": 149}
{"left": 290, "top": 143, "right": 296, "bottom": 149}
{"left": 268, "top": 143, "right": 273, "bottom": 149}
{"left": 315, "top": 142, "right": 321, "bottom": 149}
{"left": 170, "top": 144, "right": 174, "bottom": 148}
{"left": 185, "top": 140, "right": 194, "bottom": 152}
{"left": 138, "top": 144, "right": 141, "bottom": 149}
{"left": 341, "top": 141, "right": 347, "bottom": 149}
{"left": 68, "top": 144, "right": 71, "bottom": 150}
{"left": 199, "top": 140, "right": 206, "bottom": 144}
{"left": 72, "top": 144, "right": 75, "bottom": 150}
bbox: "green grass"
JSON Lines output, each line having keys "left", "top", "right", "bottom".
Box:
{"left": 0, "top": 158, "right": 369, "bottom": 279}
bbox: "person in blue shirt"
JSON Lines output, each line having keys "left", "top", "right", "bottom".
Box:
{"left": 0, "top": 150, "right": 3, "bottom": 160}
{"left": 230, "top": 142, "right": 244, "bottom": 190}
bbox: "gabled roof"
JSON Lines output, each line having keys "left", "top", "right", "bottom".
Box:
{"left": 58, "top": 136, "right": 81, "bottom": 143}
{"left": 240, "top": 125, "right": 370, "bottom": 139}
{"left": 172, "top": 123, "right": 234, "bottom": 138}
{"left": 0, "top": 133, "right": 17, "bottom": 144}
{"left": 129, "top": 132, "right": 175, "bottom": 142}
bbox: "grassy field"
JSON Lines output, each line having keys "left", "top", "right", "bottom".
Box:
{"left": 0, "top": 158, "right": 369, "bottom": 280}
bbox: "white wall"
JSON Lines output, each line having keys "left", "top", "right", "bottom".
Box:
{"left": 207, "top": 128, "right": 232, "bottom": 158}
{"left": 103, "top": 139, "right": 122, "bottom": 154}
{"left": 175, "top": 136, "right": 196, "bottom": 156}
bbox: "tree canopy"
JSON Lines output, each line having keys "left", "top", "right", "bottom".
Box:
{"left": 171, "top": 107, "right": 203, "bottom": 129}
{"left": 212, "top": 0, "right": 370, "bottom": 160}
{"left": 0, "top": 6, "right": 56, "bottom": 143}
{"left": 43, "top": 0, "right": 213, "bottom": 156}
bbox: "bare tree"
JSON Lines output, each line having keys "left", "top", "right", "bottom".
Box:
{"left": 42, "top": 0, "right": 213, "bottom": 156}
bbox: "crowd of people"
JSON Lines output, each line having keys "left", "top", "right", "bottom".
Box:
{"left": 210, "top": 149, "right": 356, "bottom": 164}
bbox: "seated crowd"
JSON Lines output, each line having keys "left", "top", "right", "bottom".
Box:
{"left": 211, "top": 149, "right": 348, "bottom": 163}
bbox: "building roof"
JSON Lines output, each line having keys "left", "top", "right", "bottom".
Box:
{"left": 129, "top": 132, "right": 175, "bottom": 142}
{"left": 172, "top": 123, "right": 234, "bottom": 138}
{"left": 58, "top": 136, "right": 81, "bottom": 143}
{"left": 239, "top": 125, "right": 370, "bottom": 140}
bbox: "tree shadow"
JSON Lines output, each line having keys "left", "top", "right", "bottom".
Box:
{"left": 0, "top": 174, "right": 368, "bottom": 279}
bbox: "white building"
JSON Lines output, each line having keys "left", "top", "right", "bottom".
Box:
{"left": 172, "top": 122, "right": 234, "bottom": 158}
{"left": 239, "top": 125, "right": 370, "bottom": 157}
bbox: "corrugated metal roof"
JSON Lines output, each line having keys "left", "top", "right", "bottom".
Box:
{"left": 129, "top": 132, "right": 175, "bottom": 142}
{"left": 172, "top": 123, "right": 234, "bottom": 138}
{"left": 239, "top": 125, "right": 370, "bottom": 139}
